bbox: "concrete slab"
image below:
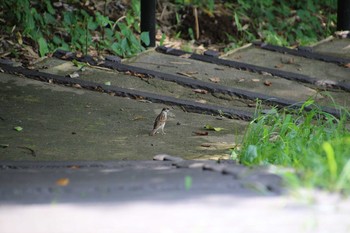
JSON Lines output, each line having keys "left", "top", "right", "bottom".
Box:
{"left": 224, "top": 42, "right": 350, "bottom": 108}
{"left": 1, "top": 38, "right": 350, "bottom": 233}
{"left": 313, "top": 38, "right": 350, "bottom": 59}
{"left": 0, "top": 73, "right": 247, "bottom": 161}
{"left": 1, "top": 160, "right": 349, "bottom": 233}
{"left": 128, "top": 51, "right": 321, "bottom": 102}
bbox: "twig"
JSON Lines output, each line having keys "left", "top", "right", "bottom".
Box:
{"left": 194, "top": 6, "right": 200, "bottom": 40}
{"left": 17, "top": 146, "right": 36, "bottom": 157}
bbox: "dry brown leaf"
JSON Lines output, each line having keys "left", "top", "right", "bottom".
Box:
{"left": 209, "top": 77, "right": 220, "bottom": 83}
{"left": 56, "top": 178, "right": 70, "bottom": 186}
{"left": 264, "top": 80, "right": 272, "bottom": 86}
{"left": 274, "top": 63, "right": 284, "bottom": 68}
{"left": 76, "top": 52, "right": 83, "bottom": 58}
{"left": 16, "top": 32, "right": 23, "bottom": 45}
{"left": 194, "top": 131, "right": 209, "bottom": 136}
{"left": 201, "top": 143, "right": 211, "bottom": 147}
{"left": 193, "top": 89, "right": 208, "bottom": 94}
{"left": 179, "top": 53, "right": 191, "bottom": 59}
{"left": 344, "top": 63, "right": 350, "bottom": 68}
{"left": 195, "top": 99, "right": 207, "bottom": 104}
{"left": 132, "top": 115, "right": 145, "bottom": 121}
{"left": 72, "top": 84, "right": 82, "bottom": 89}
{"left": 261, "top": 71, "right": 272, "bottom": 76}
{"left": 281, "top": 57, "right": 295, "bottom": 64}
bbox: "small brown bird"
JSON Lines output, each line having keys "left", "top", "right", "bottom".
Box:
{"left": 150, "top": 108, "right": 170, "bottom": 136}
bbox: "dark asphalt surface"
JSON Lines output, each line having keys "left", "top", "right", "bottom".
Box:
{"left": 0, "top": 157, "right": 283, "bottom": 204}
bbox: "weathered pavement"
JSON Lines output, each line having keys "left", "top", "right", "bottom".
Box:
{"left": 1, "top": 160, "right": 350, "bottom": 233}
{"left": 1, "top": 36, "right": 350, "bottom": 232}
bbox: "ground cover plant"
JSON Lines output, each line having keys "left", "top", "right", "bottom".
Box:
{"left": 0, "top": 0, "right": 337, "bottom": 63}
{"left": 0, "top": 0, "right": 149, "bottom": 63}
{"left": 234, "top": 99, "right": 350, "bottom": 194}
{"left": 171, "top": 0, "right": 337, "bottom": 49}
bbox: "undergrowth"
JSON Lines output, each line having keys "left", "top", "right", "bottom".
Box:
{"left": 0, "top": 0, "right": 149, "bottom": 59}
{"left": 0, "top": 0, "right": 338, "bottom": 61}
{"left": 235, "top": 99, "right": 350, "bottom": 194}
{"left": 173, "top": 0, "right": 337, "bottom": 48}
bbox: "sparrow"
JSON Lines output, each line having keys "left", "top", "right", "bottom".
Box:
{"left": 150, "top": 108, "right": 170, "bottom": 136}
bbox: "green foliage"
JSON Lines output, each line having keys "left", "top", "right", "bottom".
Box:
{"left": 236, "top": 99, "right": 350, "bottom": 193}
{"left": 230, "top": 0, "right": 337, "bottom": 46}
{"left": 175, "top": 0, "right": 215, "bottom": 12}
{"left": 0, "top": 0, "right": 149, "bottom": 58}
{"left": 173, "top": 0, "right": 336, "bottom": 46}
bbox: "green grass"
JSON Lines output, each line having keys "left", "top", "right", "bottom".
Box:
{"left": 235, "top": 99, "right": 350, "bottom": 194}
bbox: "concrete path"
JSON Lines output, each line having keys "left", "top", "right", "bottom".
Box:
{"left": 0, "top": 37, "right": 350, "bottom": 232}
{"left": 1, "top": 160, "right": 349, "bottom": 233}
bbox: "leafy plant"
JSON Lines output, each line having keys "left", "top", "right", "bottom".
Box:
{"left": 172, "top": 0, "right": 336, "bottom": 46}
{"left": 175, "top": 0, "right": 215, "bottom": 12}
{"left": 231, "top": 0, "right": 337, "bottom": 46}
{"left": 0, "top": 0, "right": 149, "bottom": 59}
{"left": 235, "top": 99, "right": 350, "bottom": 193}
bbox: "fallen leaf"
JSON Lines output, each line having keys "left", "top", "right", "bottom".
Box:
{"left": 209, "top": 77, "right": 220, "bottom": 83}
{"left": 194, "top": 131, "right": 209, "bottom": 136}
{"left": 132, "top": 115, "right": 144, "bottom": 121}
{"left": 274, "top": 63, "right": 284, "bottom": 68}
{"left": 204, "top": 124, "right": 225, "bottom": 131}
{"left": 72, "top": 84, "right": 82, "bottom": 89}
{"left": 177, "top": 72, "right": 194, "bottom": 78}
{"left": 68, "top": 72, "right": 79, "bottom": 78}
{"left": 184, "top": 176, "right": 192, "bottom": 190}
{"left": 195, "top": 99, "right": 207, "bottom": 104}
{"left": 14, "top": 126, "right": 23, "bottom": 132}
{"left": 72, "top": 59, "right": 86, "bottom": 69}
{"left": 0, "top": 144, "right": 9, "bottom": 148}
{"left": 281, "top": 57, "right": 295, "bottom": 64}
{"left": 16, "top": 32, "right": 23, "bottom": 45}
{"left": 179, "top": 53, "right": 191, "bottom": 59}
{"left": 56, "top": 178, "right": 70, "bottom": 186}
{"left": 261, "top": 71, "right": 272, "bottom": 76}
{"left": 252, "top": 78, "right": 260, "bottom": 82}
{"left": 264, "top": 80, "right": 272, "bottom": 86}
{"left": 193, "top": 89, "right": 208, "bottom": 94}
{"left": 344, "top": 63, "right": 350, "bottom": 68}
{"left": 201, "top": 143, "right": 211, "bottom": 147}
{"left": 185, "top": 71, "right": 198, "bottom": 75}
{"left": 104, "top": 81, "right": 111, "bottom": 85}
